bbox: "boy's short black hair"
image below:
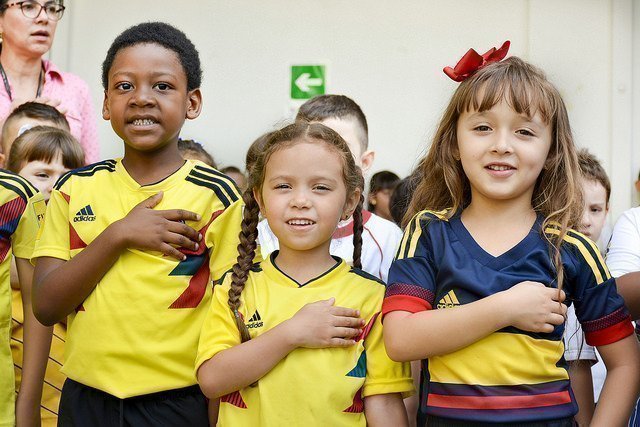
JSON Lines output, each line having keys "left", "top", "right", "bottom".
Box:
{"left": 296, "top": 94, "right": 369, "bottom": 150}
{"left": 101, "top": 22, "right": 202, "bottom": 91}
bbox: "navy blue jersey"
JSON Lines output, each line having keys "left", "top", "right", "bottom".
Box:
{"left": 382, "top": 210, "right": 633, "bottom": 423}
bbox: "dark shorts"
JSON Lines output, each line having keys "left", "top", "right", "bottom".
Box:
{"left": 58, "top": 378, "right": 208, "bottom": 427}
{"left": 425, "top": 414, "right": 576, "bottom": 427}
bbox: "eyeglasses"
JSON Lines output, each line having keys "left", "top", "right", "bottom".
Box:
{"left": 3, "top": 1, "right": 65, "bottom": 21}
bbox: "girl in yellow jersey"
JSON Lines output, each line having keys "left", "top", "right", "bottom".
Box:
{"left": 196, "top": 121, "right": 414, "bottom": 426}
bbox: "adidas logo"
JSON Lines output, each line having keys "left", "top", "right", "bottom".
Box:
{"left": 73, "top": 205, "right": 96, "bottom": 222}
{"left": 437, "top": 290, "right": 460, "bottom": 309}
{"left": 246, "top": 310, "right": 263, "bottom": 329}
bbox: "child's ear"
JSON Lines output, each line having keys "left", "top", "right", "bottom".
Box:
{"left": 253, "top": 187, "right": 265, "bottom": 214}
{"left": 102, "top": 90, "right": 110, "bottom": 121}
{"left": 343, "top": 187, "right": 362, "bottom": 220}
{"left": 186, "top": 89, "right": 203, "bottom": 120}
{"left": 360, "top": 150, "right": 375, "bottom": 174}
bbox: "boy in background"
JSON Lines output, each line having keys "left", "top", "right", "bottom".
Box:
{"left": 564, "top": 149, "right": 611, "bottom": 426}
{"left": 0, "top": 102, "right": 71, "bottom": 167}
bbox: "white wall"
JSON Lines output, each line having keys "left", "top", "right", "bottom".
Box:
{"left": 50, "top": 0, "right": 637, "bottom": 218}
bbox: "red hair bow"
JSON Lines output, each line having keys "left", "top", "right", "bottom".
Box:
{"left": 443, "top": 40, "right": 510, "bottom": 82}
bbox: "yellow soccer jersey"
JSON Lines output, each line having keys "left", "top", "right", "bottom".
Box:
{"left": 196, "top": 253, "right": 414, "bottom": 427}
{"left": 0, "top": 171, "right": 44, "bottom": 427}
{"left": 32, "top": 159, "right": 243, "bottom": 398}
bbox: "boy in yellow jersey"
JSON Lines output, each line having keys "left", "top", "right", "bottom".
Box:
{"left": 31, "top": 22, "right": 243, "bottom": 426}
{"left": 0, "top": 171, "right": 45, "bottom": 427}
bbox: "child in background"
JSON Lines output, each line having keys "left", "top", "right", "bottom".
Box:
{"left": 259, "top": 94, "right": 402, "bottom": 282}
{"left": 220, "top": 165, "right": 247, "bottom": 190}
{"left": 31, "top": 22, "right": 244, "bottom": 425}
{"left": 368, "top": 170, "right": 400, "bottom": 222}
{"left": 382, "top": 43, "right": 639, "bottom": 426}
{"left": 563, "top": 149, "right": 611, "bottom": 425}
{"left": 8, "top": 126, "right": 84, "bottom": 426}
{"left": 178, "top": 138, "right": 217, "bottom": 168}
{"left": 196, "top": 121, "right": 413, "bottom": 426}
{"left": 0, "top": 101, "right": 70, "bottom": 166}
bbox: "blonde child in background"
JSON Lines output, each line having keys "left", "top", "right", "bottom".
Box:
{"left": 382, "top": 43, "right": 640, "bottom": 426}
{"left": 0, "top": 101, "right": 71, "bottom": 167}
{"left": 196, "top": 121, "right": 414, "bottom": 426}
{"left": 8, "top": 126, "right": 84, "bottom": 425}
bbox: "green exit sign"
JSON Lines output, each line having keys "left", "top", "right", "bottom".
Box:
{"left": 291, "top": 65, "right": 325, "bottom": 100}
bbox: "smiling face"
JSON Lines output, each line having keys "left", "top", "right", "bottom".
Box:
{"left": 456, "top": 99, "right": 552, "bottom": 209}
{"left": 0, "top": 1, "right": 59, "bottom": 58}
{"left": 256, "top": 140, "right": 359, "bottom": 258}
{"left": 102, "top": 42, "right": 201, "bottom": 155}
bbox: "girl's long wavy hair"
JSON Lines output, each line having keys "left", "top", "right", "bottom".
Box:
{"left": 406, "top": 57, "right": 582, "bottom": 291}
{"left": 228, "top": 121, "right": 364, "bottom": 343}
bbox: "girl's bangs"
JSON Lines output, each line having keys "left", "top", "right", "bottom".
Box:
{"left": 456, "top": 66, "right": 558, "bottom": 124}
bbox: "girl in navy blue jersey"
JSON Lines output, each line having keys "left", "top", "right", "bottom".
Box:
{"left": 381, "top": 41, "right": 640, "bottom": 427}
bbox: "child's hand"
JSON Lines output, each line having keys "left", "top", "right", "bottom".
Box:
{"left": 112, "top": 192, "right": 201, "bottom": 260}
{"left": 501, "top": 281, "right": 567, "bottom": 333}
{"left": 283, "top": 298, "right": 365, "bottom": 348}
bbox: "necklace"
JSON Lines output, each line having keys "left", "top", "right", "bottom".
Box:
{"left": 0, "top": 61, "right": 44, "bottom": 102}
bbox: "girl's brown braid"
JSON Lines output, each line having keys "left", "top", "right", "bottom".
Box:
{"left": 351, "top": 185, "right": 364, "bottom": 270}
{"left": 227, "top": 189, "right": 261, "bottom": 343}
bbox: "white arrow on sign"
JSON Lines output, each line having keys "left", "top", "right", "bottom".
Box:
{"left": 295, "top": 73, "right": 323, "bottom": 92}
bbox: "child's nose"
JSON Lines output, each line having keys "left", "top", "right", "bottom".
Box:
{"left": 491, "top": 131, "right": 513, "bottom": 154}
{"left": 130, "top": 87, "right": 155, "bottom": 107}
{"left": 290, "top": 191, "right": 311, "bottom": 208}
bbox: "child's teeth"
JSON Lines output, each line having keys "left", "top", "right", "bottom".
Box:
{"left": 289, "top": 219, "right": 313, "bottom": 225}
{"left": 133, "top": 119, "right": 155, "bottom": 125}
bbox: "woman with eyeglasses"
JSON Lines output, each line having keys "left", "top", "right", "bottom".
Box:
{"left": 0, "top": 0, "right": 97, "bottom": 163}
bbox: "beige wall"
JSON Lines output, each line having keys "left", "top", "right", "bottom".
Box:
{"left": 50, "top": 0, "right": 638, "bottom": 219}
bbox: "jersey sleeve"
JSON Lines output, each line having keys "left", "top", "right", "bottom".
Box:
{"left": 207, "top": 199, "right": 262, "bottom": 282}
{"left": 567, "top": 232, "right": 634, "bottom": 347}
{"left": 195, "top": 279, "right": 242, "bottom": 372}
{"left": 362, "top": 311, "right": 414, "bottom": 398}
{"left": 32, "top": 187, "right": 71, "bottom": 261}
{"left": 12, "top": 191, "right": 45, "bottom": 260}
{"left": 382, "top": 212, "right": 439, "bottom": 317}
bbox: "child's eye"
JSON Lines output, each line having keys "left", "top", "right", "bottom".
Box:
{"left": 116, "top": 82, "right": 133, "bottom": 91}
{"left": 35, "top": 173, "right": 49, "bottom": 179}
{"left": 473, "top": 125, "right": 491, "bottom": 132}
{"left": 274, "top": 184, "right": 291, "bottom": 190}
{"left": 516, "top": 129, "right": 535, "bottom": 137}
{"left": 591, "top": 208, "right": 602, "bottom": 213}
{"left": 314, "top": 185, "right": 331, "bottom": 191}
{"left": 155, "top": 83, "right": 172, "bottom": 91}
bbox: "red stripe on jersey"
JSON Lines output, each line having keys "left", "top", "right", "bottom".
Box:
{"left": 169, "top": 254, "right": 210, "bottom": 309}
{"left": 221, "top": 391, "right": 247, "bottom": 408}
{"left": 69, "top": 222, "right": 87, "bottom": 250}
{"left": 585, "top": 317, "right": 634, "bottom": 346}
{"left": 343, "top": 387, "right": 364, "bottom": 413}
{"left": 0, "top": 197, "right": 26, "bottom": 261}
{"left": 169, "top": 209, "right": 224, "bottom": 309}
{"left": 332, "top": 210, "right": 372, "bottom": 239}
{"left": 427, "top": 390, "right": 572, "bottom": 410}
{"left": 381, "top": 295, "right": 431, "bottom": 318}
{"left": 355, "top": 312, "right": 379, "bottom": 341}
{"left": 60, "top": 192, "right": 70, "bottom": 203}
